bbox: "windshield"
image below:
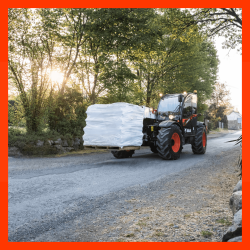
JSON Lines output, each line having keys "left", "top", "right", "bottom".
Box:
{"left": 158, "top": 95, "right": 180, "bottom": 113}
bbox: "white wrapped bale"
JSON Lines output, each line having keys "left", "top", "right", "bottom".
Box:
{"left": 83, "top": 102, "right": 145, "bottom": 148}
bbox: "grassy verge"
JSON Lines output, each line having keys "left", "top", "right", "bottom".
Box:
{"left": 54, "top": 149, "right": 108, "bottom": 157}
{"left": 25, "top": 148, "right": 108, "bottom": 158}
{"left": 8, "top": 127, "right": 82, "bottom": 147}
{"left": 208, "top": 128, "right": 228, "bottom": 134}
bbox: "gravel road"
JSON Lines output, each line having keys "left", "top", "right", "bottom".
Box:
{"left": 8, "top": 130, "right": 242, "bottom": 242}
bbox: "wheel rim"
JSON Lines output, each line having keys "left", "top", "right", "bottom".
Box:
{"left": 171, "top": 133, "right": 180, "bottom": 153}
{"left": 202, "top": 132, "right": 206, "bottom": 147}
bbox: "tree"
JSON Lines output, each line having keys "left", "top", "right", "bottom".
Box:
{"left": 47, "top": 85, "right": 87, "bottom": 135}
{"left": 131, "top": 9, "right": 218, "bottom": 111}
{"left": 8, "top": 98, "right": 26, "bottom": 127}
{"left": 191, "top": 8, "right": 242, "bottom": 52}
{"left": 206, "top": 82, "right": 232, "bottom": 129}
{"left": 8, "top": 8, "right": 90, "bottom": 132}
{"left": 38, "top": 8, "right": 90, "bottom": 94}
{"left": 8, "top": 8, "right": 220, "bottom": 134}
{"left": 8, "top": 9, "right": 54, "bottom": 132}
{"left": 74, "top": 8, "right": 157, "bottom": 104}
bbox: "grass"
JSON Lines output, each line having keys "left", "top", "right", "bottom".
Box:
{"left": 116, "top": 238, "right": 127, "bottom": 242}
{"left": 54, "top": 149, "right": 107, "bottom": 157}
{"left": 8, "top": 126, "right": 83, "bottom": 147}
{"left": 216, "top": 218, "right": 231, "bottom": 226}
{"left": 184, "top": 214, "right": 191, "bottom": 219}
{"left": 8, "top": 126, "right": 89, "bottom": 156}
{"left": 209, "top": 128, "right": 228, "bottom": 134}
{"left": 201, "top": 231, "right": 213, "bottom": 238}
{"left": 137, "top": 220, "right": 147, "bottom": 227}
{"left": 125, "top": 233, "right": 135, "bottom": 238}
{"left": 126, "top": 198, "right": 137, "bottom": 203}
{"left": 152, "top": 231, "right": 164, "bottom": 237}
{"left": 18, "top": 148, "right": 107, "bottom": 158}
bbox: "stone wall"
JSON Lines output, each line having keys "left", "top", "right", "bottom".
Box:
{"left": 222, "top": 180, "right": 242, "bottom": 242}
{"left": 8, "top": 137, "right": 84, "bottom": 157}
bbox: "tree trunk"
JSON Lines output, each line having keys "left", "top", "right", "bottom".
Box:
{"left": 146, "top": 76, "right": 151, "bottom": 106}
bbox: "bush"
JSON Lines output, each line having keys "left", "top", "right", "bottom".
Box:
{"left": 8, "top": 98, "right": 26, "bottom": 127}
{"left": 48, "top": 86, "right": 87, "bottom": 136}
{"left": 8, "top": 127, "right": 63, "bottom": 147}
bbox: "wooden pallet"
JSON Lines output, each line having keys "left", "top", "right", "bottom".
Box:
{"left": 84, "top": 145, "right": 141, "bottom": 151}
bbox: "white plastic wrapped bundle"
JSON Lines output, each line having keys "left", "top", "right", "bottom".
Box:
{"left": 83, "top": 102, "right": 145, "bottom": 148}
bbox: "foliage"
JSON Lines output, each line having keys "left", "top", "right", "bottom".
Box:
{"left": 8, "top": 127, "right": 62, "bottom": 147}
{"left": 8, "top": 8, "right": 221, "bottom": 136}
{"left": 228, "top": 135, "right": 242, "bottom": 179}
{"left": 201, "top": 230, "right": 213, "bottom": 238}
{"left": 192, "top": 8, "right": 242, "bottom": 52}
{"left": 48, "top": 85, "right": 87, "bottom": 136}
{"left": 8, "top": 97, "right": 26, "bottom": 127}
{"left": 74, "top": 8, "right": 156, "bottom": 104}
{"left": 131, "top": 9, "right": 218, "bottom": 110}
{"left": 8, "top": 9, "right": 54, "bottom": 132}
{"left": 38, "top": 8, "right": 91, "bottom": 94}
{"left": 205, "top": 82, "right": 232, "bottom": 129}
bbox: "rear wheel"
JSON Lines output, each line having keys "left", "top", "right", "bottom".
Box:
{"left": 157, "top": 124, "right": 182, "bottom": 160}
{"left": 111, "top": 150, "right": 135, "bottom": 159}
{"left": 192, "top": 126, "right": 207, "bottom": 154}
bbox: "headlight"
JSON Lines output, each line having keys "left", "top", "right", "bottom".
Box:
{"left": 169, "top": 115, "right": 174, "bottom": 120}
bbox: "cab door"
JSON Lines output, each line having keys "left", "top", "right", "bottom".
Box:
{"left": 182, "top": 94, "right": 197, "bottom": 136}
{"left": 190, "top": 94, "right": 198, "bottom": 133}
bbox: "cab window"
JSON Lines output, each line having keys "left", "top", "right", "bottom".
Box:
{"left": 191, "top": 94, "right": 197, "bottom": 114}
{"left": 183, "top": 95, "right": 192, "bottom": 118}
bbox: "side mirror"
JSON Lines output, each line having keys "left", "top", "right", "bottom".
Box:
{"left": 197, "top": 113, "right": 202, "bottom": 117}
{"left": 178, "top": 94, "right": 183, "bottom": 103}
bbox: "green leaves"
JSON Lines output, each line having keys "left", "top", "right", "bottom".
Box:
{"left": 9, "top": 8, "right": 220, "bottom": 134}
{"left": 48, "top": 85, "right": 87, "bottom": 135}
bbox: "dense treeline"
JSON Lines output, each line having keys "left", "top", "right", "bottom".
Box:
{"left": 8, "top": 8, "right": 220, "bottom": 135}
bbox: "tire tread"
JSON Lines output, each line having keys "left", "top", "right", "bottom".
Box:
{"left": 192, "top": 126, "right": 206, "bottom": 154}
{"left": 157, "top": 125, "right": 182, "bottom": 160}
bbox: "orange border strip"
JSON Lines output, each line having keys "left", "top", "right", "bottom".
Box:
{"left": 2, "top": 2, "right": 246, "bottom": 250}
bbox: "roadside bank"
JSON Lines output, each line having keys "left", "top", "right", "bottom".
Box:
{"left": 8, "top": 130, "right": 240, "bottom": 157}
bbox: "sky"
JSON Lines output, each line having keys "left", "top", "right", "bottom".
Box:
{"left": 214, "top": 36, "right": 242, "bottom": 114}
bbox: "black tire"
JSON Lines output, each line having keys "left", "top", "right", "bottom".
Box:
{"left": 157, "top": 124, "right": 182, "bottom": 160}
{"left": 192, "top": 126, "right": 207, "bottom": 154}
{"left": 150, "top": 144, "right": 158, "bottom": 153}
{"left": 111, "top": 150, "right": 135, "bottom": 159}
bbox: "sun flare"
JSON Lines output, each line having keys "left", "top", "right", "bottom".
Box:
{"left": 50, "top": 70, "right": 64, "bottom": 83}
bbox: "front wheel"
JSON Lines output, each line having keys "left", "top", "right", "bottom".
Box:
{"left": 157, "top": 124, "right": 182, "bottom": 160}
{"left": 192, "top": 126, "right": 207, "bottom": 154}
{"left": 111, "top": 150, "right": 135, "bottom": 159}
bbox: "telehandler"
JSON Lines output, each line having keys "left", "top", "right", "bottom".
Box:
{"left": 111, "top": 91, "right": 207, "bottom": 160}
